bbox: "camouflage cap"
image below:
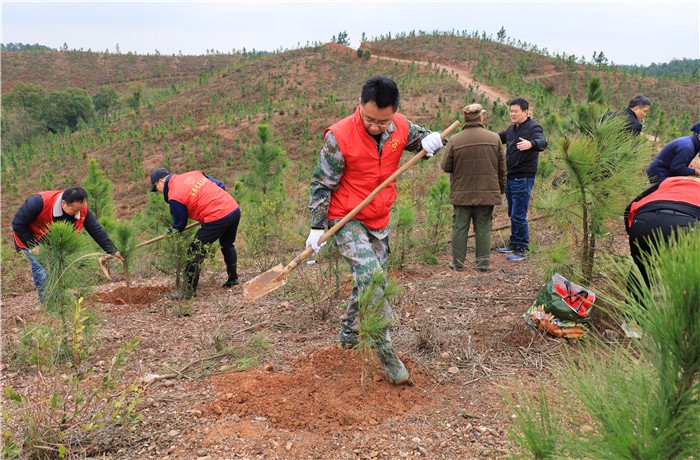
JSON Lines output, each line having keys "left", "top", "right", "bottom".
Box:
{"left": 463, "top": 103, "right": 486, "bottom": 120}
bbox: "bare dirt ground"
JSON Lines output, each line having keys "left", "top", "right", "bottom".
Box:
{"left": 1, "top": 208, "right": 569, "bottom": 460}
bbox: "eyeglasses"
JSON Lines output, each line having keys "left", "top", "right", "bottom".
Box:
{"left": 359, "top": 107, "right": 393, "bottom": 128}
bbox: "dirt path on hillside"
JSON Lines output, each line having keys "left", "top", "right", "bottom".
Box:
{"left": 373, "top": 54, "right": 511, "bottom": 104}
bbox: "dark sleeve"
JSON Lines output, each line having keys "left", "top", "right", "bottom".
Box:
{"left": 204, "top": 173, "right": 226, "bottom": 190}
{"left": 11, "top": 195, "right": 44, "bottom": 247}
{"left": 628, "top": 115, "right": 643, "bottom": 136}
{"left": 498, "top": 129, "right": 507, "bottom": 145}
{"left": 169, "top": 200, "right": 189, "bottom": 231}
{"left": 667, "top": 143, "right": 696, "bottom": 177}
{"left": 529, "top": 123, "right": 548, "bottom": 151}
{"left": 83, "top": 210, "right": 118, "bottom": 254}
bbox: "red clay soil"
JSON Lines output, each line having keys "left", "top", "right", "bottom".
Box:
{"left": 94, "top": 285, "right": 170, "bottom": 305}
{"left": 207, "top": 347, "right": 431, "bottom": 433}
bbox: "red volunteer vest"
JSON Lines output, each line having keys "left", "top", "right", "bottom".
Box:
{"left": 167, "top": 171, "right": 238, "bottom": 223}
{"left": 326, "top": 107, "right": 409, "bottom": 229}
{"left": 628, "top": 177, "right": 700, "bottom": 226}
{"left": 13, "top": 190, "right": 88, "bottom": 249}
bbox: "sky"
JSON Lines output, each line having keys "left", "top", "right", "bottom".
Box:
{"left": 2, "top": 1, "right": 699, "bottom": 66}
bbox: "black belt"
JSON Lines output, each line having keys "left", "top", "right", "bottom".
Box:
{"left": 655, "top": 209, "right": 697, "bottom": 218}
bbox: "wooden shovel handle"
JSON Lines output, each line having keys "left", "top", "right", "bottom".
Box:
{"left": 133, "top": 221, "right": 202, "bottom": 249}
{"left": 282, "top": 120, "right": 461, "bottom": 276}
{"left": 100, "top": 221, "right": 202, "bottom": 265}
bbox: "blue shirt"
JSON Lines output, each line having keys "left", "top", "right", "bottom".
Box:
{"left": 646, "top": 135, "right": 700, "bottom": 182}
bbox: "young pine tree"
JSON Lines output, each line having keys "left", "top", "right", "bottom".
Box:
{"left": 82, "top": 158, "right": 115, "bottom": 223}
{"left": 419, "top": 175, "right": 451, "bottom": 264}
{"left": 536, "top": 117, "right": 648, "bottom": 283}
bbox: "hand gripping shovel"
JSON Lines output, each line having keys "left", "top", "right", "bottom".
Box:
{"left": 98, "top": 221, "right": 202, "bottom": 280}
{"left": 243, "top": 120, "right": 460, "bottom": 301}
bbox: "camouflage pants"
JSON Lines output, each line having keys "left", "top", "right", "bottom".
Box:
{"left": 332, "top": 219, "right": 393, "bottom": 342}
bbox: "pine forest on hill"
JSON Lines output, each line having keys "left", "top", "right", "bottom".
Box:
{"left": 1, "top": 32, "right": 699, "bottom": 459}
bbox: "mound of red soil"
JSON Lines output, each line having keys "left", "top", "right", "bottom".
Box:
{"left": 94, "top": 286, "right": 170, "bottom": 305}
{"left": 208, "top": 347, "right": 432, "bottom": 434}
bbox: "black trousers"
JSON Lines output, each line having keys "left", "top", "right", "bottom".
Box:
{"left": 627, "top": 208, "right": 697, "bottom": 291}
{"left": 184, "top": 208, "right": 241, "bottom": 292}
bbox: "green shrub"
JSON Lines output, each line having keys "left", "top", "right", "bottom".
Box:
{"left": 3, "top": 316, "right": 142, "bottom": 458}
{"left": 418, "top": 175, "right": 451, "bottom": 264}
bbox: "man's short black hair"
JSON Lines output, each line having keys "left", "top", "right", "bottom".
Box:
{"left": 361, "top": 76, "right": 400, "bottom": 111}
{"left": 63, "top": 186, "right": 88, "bottom": 203}
{"left": 628, "top": 95, "right": 651, "bottom": 108}
{"left": 509, "top": 98, "right": 529, "bottom": 111}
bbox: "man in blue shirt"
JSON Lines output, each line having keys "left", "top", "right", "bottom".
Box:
{"left": 646, "top": 123, "right": 700, "bottom": 183}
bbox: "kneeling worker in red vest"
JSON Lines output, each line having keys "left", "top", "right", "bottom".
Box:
{"left": 12, "top": 186, "right": 125, "bottom": 302}
{"left": 150, "top": 168, "right": 241, "bottom": 299}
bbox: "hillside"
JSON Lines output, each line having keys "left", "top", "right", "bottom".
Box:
{"left": 1, "top": 50, "right": 242, "bottom": 94}
{"left": 2, "top": 36, "right": 698, "bottom": 459}
{"left": 1, "top": 44, "right": 468, "bottom": 231}
{"left": 364, "top": 33, "right": 699, "bottom": 122}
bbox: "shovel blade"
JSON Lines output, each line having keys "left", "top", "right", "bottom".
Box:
{"left": 242, "top": 264, "right": 289, "bottom": 301}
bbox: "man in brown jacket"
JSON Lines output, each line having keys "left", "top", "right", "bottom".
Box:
{"left": 441, "top": 103, "right": 506, "bottom": 271}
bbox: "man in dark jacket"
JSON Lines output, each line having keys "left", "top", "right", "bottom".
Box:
{"left": 645, "top": 122, "right": 700, "bottom": 183}
{"left": 601, "top": 95, "right": 651, "bottom": 137}
{"left": 150, "top": 168, "right": 241, "bottom": 299}
{"left": 12, "top": 186, "right": 124, "bottom": 301}
{"left": 441, "top": 103, "right": 506, "bottom": 272}
{"left": 497, "top": 98, "right": 548, "bottom": 261}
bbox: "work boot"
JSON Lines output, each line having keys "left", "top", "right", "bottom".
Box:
{"left": 376, "top": 342, "right": 409, "bottom": 384}
{"left": 222, "top": 264, "right": 239, "bottom": 287}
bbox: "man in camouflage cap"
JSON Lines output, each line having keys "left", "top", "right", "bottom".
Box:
{"left": 306, "top": 76, "right": 443, "bottom": 384}
{"left": 442, "top": 103, "right": 506, "bottom": 272}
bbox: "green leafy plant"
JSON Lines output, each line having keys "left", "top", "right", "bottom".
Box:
{"left": 109, "top": 220, "right": 138, "bottom": 301}
{"left": 3, "top": 297, "right": 142, "bottom": 458}
{"left": 507, "top": 230, "right": 700, "bottom": 459}
{"left": 390, "top": 197, "right": 416, "bottom": 270}
{"left": 37, "top": 222, "right": 87, "bottom": 316}
{"left": 505, "top": 386, "right": 560, "bottom": 459}
{"left": 81, "top": 158, "right": 115, "bottom": 222}
{"left": 419, "top": 175, "right": 451, "bottom": 264}
{"left": 353, "top": 270, "right": 401, "bottom": 385}
{"left": 536, "top": 117, "right": 648, "bottom": 283}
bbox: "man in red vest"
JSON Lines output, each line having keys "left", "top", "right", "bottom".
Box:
{"left": 306, "top": 76, "right": 444, "bottom": 384}
{"left": 12, "top": 186, "right": 124, "bottom": 301}
{"left": 150, "top": 168, "right": 241, "bottom": 299}
{"left": 625, "top": 176, "right": 700, "bottom": 291}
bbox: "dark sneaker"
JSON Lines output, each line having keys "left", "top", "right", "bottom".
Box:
{"left": 448, "top": 261, "right": 466, "bottom": 272}
{"left": 376, "top": 343, "right": 409, "bottom": 384}
{"left": 337, "top": 330, "right": 359, "bottom": 349}
{"left": 498, "top": 244, "right": 516, "bottom": 253}
{"left": 169, "top": 290, "right": 197, "bottom": 300}
{"left": 507, "top": 250, "right": 527, "bottom": 261}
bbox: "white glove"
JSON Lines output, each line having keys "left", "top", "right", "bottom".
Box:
{"left": 305, "top": 229, "right": 326, "bottom": 253}
{"left": 421, "top": 132, "right": 443, "bottom": 157}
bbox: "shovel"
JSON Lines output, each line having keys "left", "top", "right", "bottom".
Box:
{"left": 243, "top": 120, "right": 461, "bottom": 301}
{"left": 99, "top": 221, "right": 202, "bottom": 280}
